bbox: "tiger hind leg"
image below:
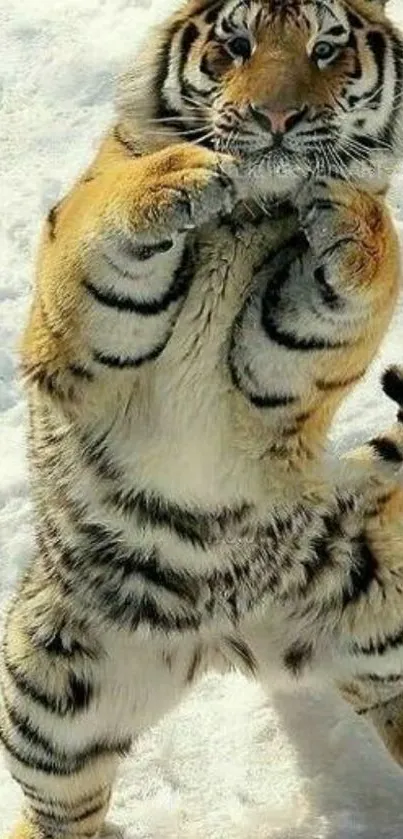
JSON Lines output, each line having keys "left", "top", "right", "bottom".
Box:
{"left": 336, "top": 365, "right": 403, "bottom": 766}
{"left": 0, "top": 567, "right": 124, "bottom": 839}
{"left": 7, "top": 779, "right": 113, "bottom": 839}
{"left": 5, "top": 770, "right": 115, "bottom": 839}
{"left": 0, "top": 551, "right": 206, "bottom": 839}
{"left": 2, "top": 731, "right": 118, "bottom": 839}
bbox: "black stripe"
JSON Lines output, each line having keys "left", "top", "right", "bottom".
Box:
{"left": 98, "top": 587, "right": 202, "bottom": 633}
{"left": 283, "top": 643, "right": 313, "bottom": 676}
{"left": 362, "top": 673, "right": 403, "bottom": 685}
{"left": 350, "top": 135, "right": 380, "bottom": 152}
{"left": 281, "top": 411, "right": 313, "bottom": 438}
{"left": 64, "top": 799, "right": 107, "bottom": 824}
{"left": 342, "top": 534, "right": 380, "bottom": 607}
{"left": 154, "top": 22, "right": 183, "bottom": 121}
{"left": 35, "top": 628, "right": 96, "bottom": 659}
{"left": 302, "top": 533, "right": 334, "bottom": 590}
{"left": 346, "top": 10, "right": 364, "bottom": 30}
{"left": 67, "top": 673, "right": 93, "bottom": 712}
{"left": 294, "top": 494, "right": 358, "bottom": 597}
{"left": 19, "top": 781, "right": 109, "bottom": 815}
{"left": 370, "top": 437, "right": 403, "bottom": 464}
{"left": 47, "top": 204, "right": 61, "bottom": 241}
{"left": 2, "top": 650, "right": 94, "bottom": 717}
{"left": 228, "top": 347, "right": 297, "bottom": 409}
{"left": 84, "top": 279, "right": 150, "bottom": 314}
{"left": 68, "top": 506, "right": 339, "bottom": 630}
{"left": 3, "top": 651, "right": 65, "bottom": 715}
{"left": 366, "top": 491, "right": 395, "bottom": 519}
{"left": 258, "top": 236, "right": 347, "bottom": 352}
{"left": 106, "top": 487, "right": 250, "bottom": 549}
{"left": 44, "top": 504, "right": 313, "bottom": 632}
{"left": 21, "top": 364, "right": 68, "bottom": 401}
{"left": 122, "top": 240, "right": 174, "bottom": 262}
{"left": 314, "top": 265, "right": 344, "bottom": 310}
{"left": 261, "top": 285, "right": 348, "bottom": 352}
{"left": 255, "top": 231, "right": 306, "bottom": 275}
{"left": 30, "top": 798, "right": 106, "bottom": 825}
{"left": 88, "top": 241, "right": 195, "bottom": 316}
{"left": 18, "top": 781, "right": 51, "bottom": 803}
{"left": 179, "top": 23, "right": 200, "bottom": 96}
{"left": 356, "top": 698, "right": 392, "bottom": 716}
{"left": 187, "top": 645, "right": 204, "bottom": 684}
{"left": 68, "top": 363, "right": 94, "bottom": 381}
{"left": 42, "top": 518, "right": 203, "bottom": 632}
{"left": 204, "top": 1, "right": 222, "bottom": 24}
{"left": 81, "top": 429, "right": 122, "bottom": 482}
{"left": 177, "top": 21, "right": 213, "bottom": 109}
{"left": 316, "top": 370, "right": 365, "bottom": 392}
{"left": 248, "top": 392, "right": 297, "bottom": 409}
{"left": 2, "top": 697, "right": 57, "bottom": 755}
{"left": 326, "top": 25, "right": 346, "bottom": 38}
{"left": 0, "top": 724, "right": 130, "bottom": 777}
{"left": 346, "top": 32, "right": 362, "bottom": 81}
{"left": 69, "top": 787, "right": 111, "bottom": 818}
{"left": 200, "top": 52, "right": 218, "bottom": 82}
{"left": 225, "top": 636, "right": 258, "bottom": 675}
{"left": 93, "top": 342, "right": 166, "bottom": 369}
{"left": 366, "top": 31, "right": 386, "bottom": 108}
{"left": 91, "top": 241, "right": 197, "bottom": 367}
{"left": 385, "top": 33, "right": 403, "bottom": 147}
{"left": 131, "top": 552, "right": 200, "bottom": 604}
{"left": 382, "top": 366, "right": 403, "bottom": 407}
{"left": 77, "top": 524, "right": 201, "bottom": 605}
{"left": 352, "top": 624, "right": 403, "bottom": 657}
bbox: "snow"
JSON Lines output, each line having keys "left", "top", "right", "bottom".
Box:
{"left": 1, "top": 0, "right": 403, "bottom": 835}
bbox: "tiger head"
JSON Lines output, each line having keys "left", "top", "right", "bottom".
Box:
{"left": 119, "top": 0, "right": 403, "bottom": 197}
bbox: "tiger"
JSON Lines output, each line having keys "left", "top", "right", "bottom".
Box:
{"left": 2, "top": 0, "right": 403, "bottom": 836}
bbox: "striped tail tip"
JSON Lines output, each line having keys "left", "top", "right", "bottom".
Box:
{"left": 382, "top": 366, "right": 403, "bottom": 419}
{"left": 369, "top": 437, "right": 403, "bottom": 464}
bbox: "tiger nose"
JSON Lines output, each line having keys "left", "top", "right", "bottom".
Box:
{"left": 250, "top": 105, "right": 307, "bottom": 134}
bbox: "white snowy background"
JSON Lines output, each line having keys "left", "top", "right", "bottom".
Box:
{"left": 1, "top": 0, "right": 403, "bottom": 835}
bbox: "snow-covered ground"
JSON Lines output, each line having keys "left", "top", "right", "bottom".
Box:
{"left": 1, "top": 1, "right": 403, "bottom": 836}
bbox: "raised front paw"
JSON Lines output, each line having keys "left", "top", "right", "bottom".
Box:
{"left": 295, "top": 179, "right": 386, "bottom": 278}
{"left": 130, "top": 144, "right": 239, "bottom": 242}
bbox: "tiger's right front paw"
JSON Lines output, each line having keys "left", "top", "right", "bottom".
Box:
{"left": 129, "top": 143, "right": 239, "bottom": 241}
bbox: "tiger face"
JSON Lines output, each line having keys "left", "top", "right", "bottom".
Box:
{"left": 129, "top": 0, "right": 403, "bottom": 197}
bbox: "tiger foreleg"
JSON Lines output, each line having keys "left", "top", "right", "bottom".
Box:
{"left": 24, "top": 134, "right": 237, "bottom": 404}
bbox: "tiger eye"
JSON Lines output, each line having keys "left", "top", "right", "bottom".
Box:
{"left": 311, "top": 41, "right": 341, "bottom": 67}
{"left": 227, "top": 36, "right": 252, "bottom": 61}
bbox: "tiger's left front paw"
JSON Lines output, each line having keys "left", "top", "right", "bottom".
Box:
{"left": 295, "top": 179, "right": 384, "bottom": 278}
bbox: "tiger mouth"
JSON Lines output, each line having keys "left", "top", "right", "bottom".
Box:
{"left": 213, "top": 133, "right": 307, "bottom": 168}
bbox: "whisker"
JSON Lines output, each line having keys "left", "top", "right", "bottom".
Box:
{"left": 192, "top": 129, "right": 217, "bottom": 146}
{"left": 346, "top": 136, "right": 393, "bottom": 153}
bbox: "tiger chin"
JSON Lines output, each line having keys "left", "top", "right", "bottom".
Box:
{"left": 3, "top": 1, "right": 403, "bottom": 838}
